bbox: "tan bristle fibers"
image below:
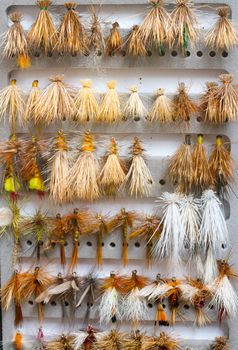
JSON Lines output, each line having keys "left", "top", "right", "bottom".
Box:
{"left": 200, "top": 82, "right": 219, "bottom": 123}
{"left": 28, "top": 0, "right": 58, "bottom": 55}
{"left": 67, "top": 132, "right": 100, "bottom": 201}
{"left": 89, "top": 7, "right": 104, "bottom": 53}
{"left": 209, "top": 135, "right": 234, "bottom": 195}
{"left": 168, "top": 0, "right": 199, "bottom": 52}
{"left": 169, "top": 135, "right": 193, "bottom": 194}
{"left": 73, "top": 80, "right": 99, "bottom": 122}
{"left": 105, "top": 22, "right": 122, "bottom": 56}
{"left": 123, "top": 137, "right": 154, "bottom": 197}
{"left": 57, "top": 2, "right": 89, "bottom": 56}
{"left": 148, "top": 88, "right": 174, "bottom": 123}
{"left": 192, "top": 134, "right": 213, "bottom": 193}
{"left": 138, "top": 0, "right": 170, "bottom": 53}
{"left": 173, "top": 82, "right": 198, "bottom": 122}
{"left": 98, "top": 81, "right": 122, "bottom": 122}
{"left": 99, "top": 138, "right": 127, "bottom": 196}
{"left": 24, "top": 80, "right": 41, "bottom": 124}
{"left": 0, "top": 79, "right": 25, "bottom": 134}
{"left": 126, "top": 25, "right": 147, "bottom": 56}
{"left": 3, "top": 12, "right": 31, "bottom": 69}
{"left": 124, "top": 86, "right": 147, "bottom": 121}
{"left": 206, "top": 7, "right": 238, "bottom": 50}
{"left": 49, "top": 131, "right": 70, "bottom": 204}
{"left": 34, "top": 75, "right": 75, "bottom": 124}
{"left": 214, "top": 74, "right": 238, "bottom": 123}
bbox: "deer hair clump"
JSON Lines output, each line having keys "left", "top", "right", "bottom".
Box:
{"left": 211, "top": 336, "right": 229, "bottom": 350}
{"left": 89, "top": 7, "right": 104, "bottom": 54}
{"left": 148, "top": 88, "right": 174, "bottom": 123}
{"left": 3, "top": 12, "right": 31, "bottom": 69}
{"left": 209, "top": 135, "right": 235, "bottom": 196}
{"left": 94, "top": 330, "right": 125, "bottom": 350}
{"left": 173, "top": 82, "right": 198, "bottom": 122}
{"left": 57, "top": 2, "right": 89, "bottom": 56}
{"left": 169, "top": 135, "right": 193, "bottom": 194}
{"left": 126, "top": 25, "right": 147, "bottom": 56}
{"left": 0, "top": 79, "right": 25, "bottom": 133}
{"left": 34, "top": 75, "right": 75, "bottom": 125}
{"left": 192, "top": 134, "right": 213, "bottom": 193}
{"left": 24, "top": 80, "right": 41, "bottom": 124}
{"left": 48, "top": 131, "right": 70, "bottom": 204}
{"left": 206, "top": 7, "right": 238, "bottom": 50}
{"left": 67, "top": 132, "right": 100, "bottom": 202}
{"left": 123, "top": 137, "right": 154, "bottom": 197}
{"left": 214, "top": 74, "right": 238, "bottom": 123}
{"left": 122, "top": 330, "right": 145, "bottom": 350}
{"left": 142, "top": 332, "right": 180, "bottom": 350}
{"left": 124, "top": 86, "right": 147, "bottom": 121}
{"left": 105, "top": 22, "right": 122, "bottom": 56}
{"left": 98, "top": 81, "right": 122, "bottom": 122}
{"left": 73, "top": 80, "right": 99, "bottom": 122}
{"left": 28, "top": 0, "right": 58, "bottom": 55}
{"left": 200, "top": 82, "right": 219, "bottom": 123}
{"left": 168, "top": 0, "right": 199, "bottom": 52}
{"left": 45, "top": 335, "right": 73, "bottom": 350}
{"left": 138, "top": 0, "right": 170, "bottom": 53}
{"left": 99, "top": 138, "right": 127, "bottom": 196}
{"left": 152, "top": 192, "right": 184, "bottom": 269}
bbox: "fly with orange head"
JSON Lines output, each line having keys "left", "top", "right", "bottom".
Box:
{"left": 18, "top": 266, "right": 53, "bottom": 324}
{"left": 107, "top": 209, "right": 139, "bottom": 267}
{"left": 165, "top": 277, "right": 182, "bottom": 325}
{"left": 50, "top": 214, "right": 69, "bottom": 269}
{"left": 99, "top": 271, "right": 125, "bottom": 324}
{"left": 121, "top": 270, "right": 148, "bottom": 329}
{"left": 64, "top": 209, "right": 93, "bottom": 272}
{"left": 129, "top": 215, "right": 161, "bottom": 267}
{"left": 1, "top": 270, "right": 27, "bottom": 327}
{"left": 67, "top": 132, "right": 100, "bottom": 201}
{"left": 99, "top": 138, "right": 127, "bottom": 196}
